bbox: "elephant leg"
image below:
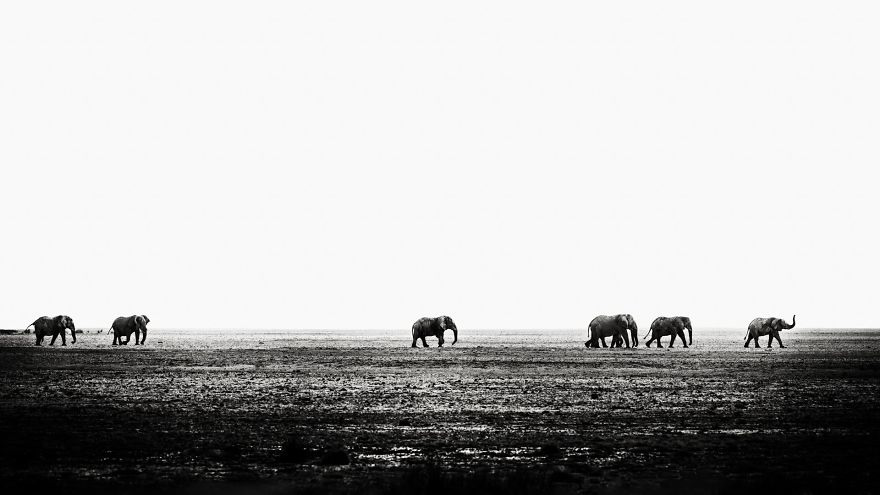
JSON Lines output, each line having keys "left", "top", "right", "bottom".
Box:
{"left": 411, "top": 336, "right": 418, "bottom": 348}
{"left": 669, "top": 332, "right": 676, "bottom": 348}
{"left": 421, "top": 336, "right": 429, "bottom": 347}
{"left": 679, "top": 331, "right": 688, "bottom": 348}
{"left": 49, "top": 333, "right": 57, "bottom": 345}
{"left": 600, "top": 337, "right": 607, "bottom": 348}
{"left": 753, "top": 333, "right": 760, "bottom": 348}
{"left": 135, "top": 329, "right": 141, "bottom": 345}
{"left": 774, "top": 331, "right": 786, "bottom": 348}
{"left": 60, "top": 331, "right": 66, "bottom": 346}
{"left": 744, "top": 334, "right": 753, "bottom": 348}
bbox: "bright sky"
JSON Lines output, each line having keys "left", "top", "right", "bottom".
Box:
{"left": 1, "top": 2, "right": 878, "bottom": 330}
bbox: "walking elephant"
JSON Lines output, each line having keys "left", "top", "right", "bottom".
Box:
{"left": 585, "top": 314, "right": 638, "bottom": 348}
{"left": 744, "top": 315, "right": 795, "bottom": 348}
{"left": 110, "top": 315, "right": 150, "bottom": 345}
{"left": 644, "top": 316, "right": 692, "bottom": 348}
{"left": 25, "top": 315, "right": 76, "bottom": 346}
{"left": 411, "top": 316, "right": 458, "bottom": 347}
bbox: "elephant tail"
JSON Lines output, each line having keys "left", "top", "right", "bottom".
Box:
{"left": 642, "top": 328, "right": 652, "bottom": 340}
{"left": 24, "top": 322, "right": 36, "bottom": 332}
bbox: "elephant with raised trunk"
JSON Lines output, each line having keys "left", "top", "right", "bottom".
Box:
{"left": 411, "top": 316, "right": 458, "bottom": 347}
{"left": 644, "top": 316, "right": 693, "bottom": 348}
{"left": 111, "top": 315, "right": 150, "bottom": 345}
{"left": 585, "top": 314, "right": 638, "bottom": 348}
{"left": 25, "top": 315, "right": 76, "bottom": 346}
{"left": 744, "top": 315, "right": 795, "bottom": 348}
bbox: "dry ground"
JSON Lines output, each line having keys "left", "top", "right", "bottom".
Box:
{"left": 1, "top": 329, "right": 878, "bottom": 494}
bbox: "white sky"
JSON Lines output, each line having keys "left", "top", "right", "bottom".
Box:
{"left": 1, "top": 1, "right": 878, "bottom": 330}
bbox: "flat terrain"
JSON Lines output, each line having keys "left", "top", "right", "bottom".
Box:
{"left": 1, "top": 329, "right": 878, "bottom": 494}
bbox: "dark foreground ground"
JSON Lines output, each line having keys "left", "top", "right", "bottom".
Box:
{"left": 1, "top": 329, "right": 878, "bottom": 494}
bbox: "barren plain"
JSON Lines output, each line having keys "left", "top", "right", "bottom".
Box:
{"left": 1, "top": 328, "right": 878, "bottom": 494}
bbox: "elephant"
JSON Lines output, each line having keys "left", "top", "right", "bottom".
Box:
{"left": 644, "top": 316, "right": 693, "bottom": 348}
{"left": 110, "top": 315, "right": 150, "bottom": 345}
{"left": 585, "top": 314, "right": 638, "bottom": 348}
{"left": 411, "top": 316, "right": 458, "bottom": 347}
{"left": 25, "top": 315, "right": 76, "bottom": 346}
{"left": 744, "top": 315, "right": 795, "bottom": 348}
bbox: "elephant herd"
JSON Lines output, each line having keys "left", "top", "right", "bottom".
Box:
{"left": 584, "top": 315, "right": 694, "bottom": 349}
{"left": 21, "top": 313, "right": 796, "bottom": 350}
{"left": 24, "top": 315, "right": 150, "bottom": 346}
{"left": 412, "top": 314, "right": 797, "bottom": 349}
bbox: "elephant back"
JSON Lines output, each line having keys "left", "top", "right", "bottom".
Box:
{"left": 747, "top": 318, "right": 767, "bottom": 331}
{"left": 412, "top": 317, "right": 433, "bottom": 337}
{"left": 589, "top": 315, "right": 621, "bottom": 338}
{"left": 32, "top": 317, "right": 51, "bottom": 334}
{"left": 650, "top": 317, "right": 666, "bottom": 331}
{"left": 112, "top": 316, "right": 134, "bottom": 335}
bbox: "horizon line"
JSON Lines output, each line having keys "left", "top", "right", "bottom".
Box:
{"left": 55, "top": 326, "right": 880, "bottom": 332}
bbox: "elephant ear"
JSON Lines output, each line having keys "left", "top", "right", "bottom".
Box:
{"left": 616, "top": 315, "right": 628, "bottom": 327}
{"left": 438, "top": 316, "right": 449, "bottom": 330}
{"left": 142, "top": 315, "right": 150, "bottom": 324}
{"left": 53, "top": 315, "right": 64, "bottom": 327}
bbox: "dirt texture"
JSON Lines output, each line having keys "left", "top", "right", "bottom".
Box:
{"left": 1, "top": 329, "right": 878, "bottom": 494}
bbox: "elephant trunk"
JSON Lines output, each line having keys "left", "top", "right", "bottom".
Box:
{"left": 784, "top": 315, "right": 796, "bottom": 330}
{"left": 451, "top": 327, "right": 457, "bottom": 345}
{"left": 688, "top": 326, "right": 693, "bottom": 346}
{"left": 69, "top": 323, "right": 76, "bottom": 343}
{"left": 630, "top": 326, "right": 638, "bottom": 347}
